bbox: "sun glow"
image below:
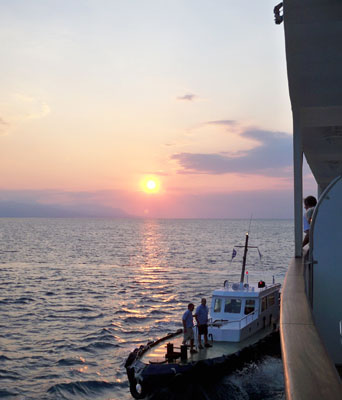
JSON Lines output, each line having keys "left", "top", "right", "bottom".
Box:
{"left": 147, "top": 180, "right": 156, "bottom": 190}
{"left": 141, "top": 176, "right": 161, "bottom": 194}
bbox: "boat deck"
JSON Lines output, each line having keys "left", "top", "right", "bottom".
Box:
{"left": 141, "top": 325, "right": 276, "bottom": 365}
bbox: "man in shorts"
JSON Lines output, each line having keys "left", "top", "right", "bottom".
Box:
{"left": 195, "top": 298, "right": 212, "bottom": 349}
{"left": 182, "top": 303, "right": 197, "bottom": 354}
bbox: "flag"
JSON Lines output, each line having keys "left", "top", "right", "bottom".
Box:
{"left": 258, "top": 249, "right": 262, "bottom": 259}
{"left": 231, "top": 248, "right": 237, "bottom": 261}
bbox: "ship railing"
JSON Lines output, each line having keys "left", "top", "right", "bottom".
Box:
{"left": 281, "top": 256, "right": 342, "bottom": 399}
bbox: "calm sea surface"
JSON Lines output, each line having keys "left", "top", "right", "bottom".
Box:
{"left": 0, "top": 218, "right": 293, "bottom": 400}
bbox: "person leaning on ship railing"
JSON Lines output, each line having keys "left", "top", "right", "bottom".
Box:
{"left": 274, "top": 2, "right": 283, "bottom": 25}
{"left": 302, "top": 195, "right": 317, "bottom": 248}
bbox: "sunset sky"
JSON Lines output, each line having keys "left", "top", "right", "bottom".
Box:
{"left": 0, "top": 1, "right": 315, "bottom": 218}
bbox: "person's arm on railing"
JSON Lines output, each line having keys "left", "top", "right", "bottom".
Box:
{"left": 274, "top": 2, "right": 283, "bottom": 25}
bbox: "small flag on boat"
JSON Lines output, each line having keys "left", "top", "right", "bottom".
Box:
{"left": 231, "top": 248, "right": 237, "bottom": 261}
{"left": 257, "top": 249, "right": 262, "bottom": 259}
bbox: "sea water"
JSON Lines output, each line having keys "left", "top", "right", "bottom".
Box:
{"left": 0, "top": 218, "right": 292, "bottom": 399}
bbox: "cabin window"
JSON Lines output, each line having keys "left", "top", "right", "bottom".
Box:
{"left": 244, "top": 299, "right": 255, "bottom": 315}
{"left": 261, "top": 296, "right": 267, "bottom": 312}
{"left": 214, "top": 298, "right": 222, "bottom": 313}
{"left": 268, "top": 293, "right": 275, "bottom": 307}
{"left": 224, "top": 298, "right": 241, "bottom": 313}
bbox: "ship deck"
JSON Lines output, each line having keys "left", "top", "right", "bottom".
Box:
{"left": 280, "top": 256, "right": 342, "bottom": 399}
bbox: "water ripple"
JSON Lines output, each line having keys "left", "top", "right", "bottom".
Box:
{"left": 47, "top": 380, "right": 122, "bottom": 396}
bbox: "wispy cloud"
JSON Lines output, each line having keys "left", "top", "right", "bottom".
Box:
{"left": 177, "top": 93, "right": 197, "bottom": 102}
{"left": 144, "top": 170, "right": 169, "bottom": 176}
{"left": 11, "top": 93, "right": 50, "bottom": 120}
{"left": 0, "top": 117, "right": 10, "bottom": 135}
{"left": 205, "top": 120, "right": 237, "bottom": 127}
{"left": 0, "top": 93, "right": 50, "bottom": 135}
{"left": 171, "top": 128, "right": 292, "bottom": 177}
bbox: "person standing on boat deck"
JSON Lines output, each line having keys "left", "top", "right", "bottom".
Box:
{"left": 302, "top": 195, "right": 317, "bottom": 247}
{"left": 195, "top": 298, "right": 212, "bottom": 349}
{"left": 182, "top": 303, "right": 197, "bottom": 354}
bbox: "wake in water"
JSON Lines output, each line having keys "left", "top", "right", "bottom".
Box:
{"left": 148, "top": 356, "right": 284, "bottom": 400}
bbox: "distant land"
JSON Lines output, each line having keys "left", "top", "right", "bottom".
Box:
{"left": 0, "top": 201, "right": 132, "bottom": 218}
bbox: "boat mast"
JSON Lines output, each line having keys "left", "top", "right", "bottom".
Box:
{"left": 240, "top": 232, "right": 249, "bottom": 283}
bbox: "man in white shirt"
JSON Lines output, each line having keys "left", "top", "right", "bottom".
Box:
{"left": 182, "top": 303, "right": 197, "bottom": 354}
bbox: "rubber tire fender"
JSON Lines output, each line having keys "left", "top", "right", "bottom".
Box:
{"left": 129, "top": 378, "right": 146, "bottom": 400}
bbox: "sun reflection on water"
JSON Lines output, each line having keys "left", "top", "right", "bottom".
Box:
{"left": 126, "top": 220, "right": 178, "bottom": 330}
{"left": 137, "top": 220, "right": 168, "bottom": 275}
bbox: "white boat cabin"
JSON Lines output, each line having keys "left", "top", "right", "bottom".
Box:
{"left": 208, "top": 281, "right": 281, "bottom": 342}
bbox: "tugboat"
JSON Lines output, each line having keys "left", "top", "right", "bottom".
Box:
{"left": 125, "top": 232, "right": 281, "bottom": 399}
{"left": 208, "top": 232, "right": 280, "bottom": 342}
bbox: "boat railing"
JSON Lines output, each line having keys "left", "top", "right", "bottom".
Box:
{"left": 209, "top": 311, "right": 257, "bottom": 329}
{"left": 236, "top": 311, "right": 258, "bottom": 328}
{"left": 258, "top": 283, "right": 281, "bottom": 292}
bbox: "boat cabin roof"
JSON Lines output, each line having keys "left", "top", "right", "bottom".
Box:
{"left": 212, "top": 283, "right": 281, "bottom": 299}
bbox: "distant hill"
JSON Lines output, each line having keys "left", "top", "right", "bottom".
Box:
{"left": 0, "top": 201, "right": 132, "bottom": 218}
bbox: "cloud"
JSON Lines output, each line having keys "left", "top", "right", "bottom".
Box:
{"left": 177, "top": 93, "right": 197, "bottom": 102}
{"left": 205, "top": 120, "right": 237, "bottom": 127}
{"left": 11, "top": 93, "right": 50, "bottom": 120}
{"left": 171, "top": 128, "right": 292, "bottom": 177}
{"left": 0, "top": 117, "right": 10, "bottom": 135}
{"left": 144, "top": 170, "right": 169, "bottom": 176}
{"left": 0, "top": 93, "right": 50, "bottom": 135}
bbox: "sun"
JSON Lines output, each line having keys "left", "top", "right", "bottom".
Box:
{"left": 146, "top": 180, "right": 156, "bottom": 190}
{"left": 141, "top": 176, "right": 161, "bottom": 194}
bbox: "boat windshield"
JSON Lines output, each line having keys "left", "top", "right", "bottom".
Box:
{"left": 224, "top": 298, "right": 241, "bottom": 313}
{"left": 244, "top": 299, "right": 255, "bottom": 314}
{"left": 214, "top": 298, "right": 222, "bottom": 312}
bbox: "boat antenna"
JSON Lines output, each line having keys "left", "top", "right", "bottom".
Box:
{"left": 238, "top": 215, "right": 253, "bottom": 283}
{"left": 247, "top": 213, "right": 253, "bottom": 235}
{"left": 240, "top": 231, "right": 249, "bottom": 284}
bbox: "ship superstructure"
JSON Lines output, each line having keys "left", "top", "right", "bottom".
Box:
{"left": 276, "top": 1, "right": 342, "bottom": 398}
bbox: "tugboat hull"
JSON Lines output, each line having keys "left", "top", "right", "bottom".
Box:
{"left": 125, "top": 329, "right": 280, "bottom": 399}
